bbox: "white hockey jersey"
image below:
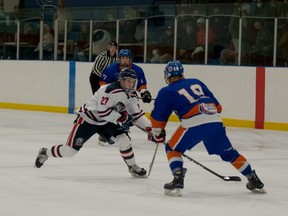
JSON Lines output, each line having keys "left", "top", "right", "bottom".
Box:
{"left": 77, "top": 82, "right": 151, "bottom": 129}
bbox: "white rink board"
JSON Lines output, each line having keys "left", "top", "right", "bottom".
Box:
{"left": 0, "top": 60, "right": 288, "bottom": 123}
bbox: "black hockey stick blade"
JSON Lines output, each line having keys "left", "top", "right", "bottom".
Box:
{"left": 222, "top": 176, "right": 242, "bottom": 181}
{"left": 182, "top": 153, "right": 242, "bottom": 182}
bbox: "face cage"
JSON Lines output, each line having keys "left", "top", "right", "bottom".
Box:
{"left": 120, "top": 78, "right": 138, "bottom": 94}
{"left": 164, "top": 72, "right": 171, "bottom": 85}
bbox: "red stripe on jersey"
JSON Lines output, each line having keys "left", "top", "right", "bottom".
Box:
{"left": 66, "top": 123, "right": 79, "bottom": 147}
{"left": 255, "top": 67, "right": 265, "bottom": 129}
{"left": 110, "top": 88, "right": 123, "bottom": 94}
{"left": 98, "top": 108, "right": 113, "bottom": 117}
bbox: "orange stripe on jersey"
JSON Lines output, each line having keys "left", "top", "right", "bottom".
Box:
{"left": 217, "top": 104, "right": 222, "bottom": 113}
{"left": 168, "top": 126, "right": 186, "bottom": 149}
{"left": 99, "top": 81, "right": 107, "bottom": 86}
{"left": 167, "top": 151, "right": 181, "bottom": 160}
{"left": 182, "top": 104, "right": 200, "bottom": 119}
{"left": 150, "top": 116, "right": 167, "bottom": 129}
{"left": 232, "top": 155, "right": 247, "bottom": 169}
{"left": 137, "top": 84, "right": 147, "bottom": 92}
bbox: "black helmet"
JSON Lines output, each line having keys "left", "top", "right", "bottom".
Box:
{"left": 109, "top": 40, "right": 118, "bottom": 47}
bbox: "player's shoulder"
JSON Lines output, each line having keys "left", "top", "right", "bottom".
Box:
{"left": 131, "top": 63, "right": 143, "bottom": 72}
{"left": 103, "top": 62, "right": 119, "bottom": 73}
{"left": 109, "top": 62, "right": 119, "bottom": 68}
{"left": 105, "top": 82, "right": 123, "bottom": 94}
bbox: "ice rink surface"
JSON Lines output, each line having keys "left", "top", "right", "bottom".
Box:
{"left": 1, "top": 109, "right": 288, "bottom": 216}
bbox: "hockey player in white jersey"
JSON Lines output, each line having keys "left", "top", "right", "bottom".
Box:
{"left": 35, "top": 68, "right": 152, "bottom": 177}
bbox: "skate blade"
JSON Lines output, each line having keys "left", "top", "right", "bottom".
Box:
{"left": 164, "top": 189, "right": 182, "bottom": 197}
{"left": 130, "top": 173, "right": 148, "bottom": 178}
{"left": 251, "top": 187, "right": 267, "bottom": 194}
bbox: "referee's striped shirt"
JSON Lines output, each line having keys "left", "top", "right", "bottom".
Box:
{"left": 91, "top": 50, "right": 117, "bottom": 77}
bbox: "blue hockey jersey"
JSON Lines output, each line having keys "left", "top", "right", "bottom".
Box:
{"left": 99, "top": 62, "right": 148, "bottom": 92}
{"left": 150, "top": 78, "right": 222, "bottom": 129}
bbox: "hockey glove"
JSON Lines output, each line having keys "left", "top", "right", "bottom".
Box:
{"left": 149, "top": 128, "right": 166, "bottom": 144}
{"left": 141, "top": 90, "right": 152, "bottom": 103}
{"left": 121, "top": 115, "right": 134, "bottom": 131}
{"left": 146, "top": 127, "right": 156, "bottom": 142}
{"left": 117, "top": 111, "right": 129, "bottom": 123}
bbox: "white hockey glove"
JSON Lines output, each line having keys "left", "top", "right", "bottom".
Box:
{"left": 148, "top": 128, "right": 166, "bottom": 144}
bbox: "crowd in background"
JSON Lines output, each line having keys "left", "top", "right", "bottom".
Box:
{"left": 0, "top": 0, "right": 288, "bottom": 66}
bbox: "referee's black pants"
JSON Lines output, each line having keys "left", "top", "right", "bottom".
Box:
{"left": 89, "top": 72, "right": 101, "bottom": 95}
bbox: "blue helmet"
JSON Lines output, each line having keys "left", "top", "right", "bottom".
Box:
{"left": 164, "top": 61, "right": 184, "bottom": 84}
{"left": 118, "top": 49, "right": 132, "bottom": 58}
{"left": 118, "top": 68, "right": 138, "bottom": 94}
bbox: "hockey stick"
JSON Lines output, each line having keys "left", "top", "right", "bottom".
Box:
{"left": 147, "top": 143, "right": 159, "bottom": 176}
{"left": 182, "top": 153, "right": 242, "bottom": 182}
{"left": 137, "top": 96, "right": 156, "bottom": 101}
{"left": 137, "top": 97, "right": 155, "bottom": 100}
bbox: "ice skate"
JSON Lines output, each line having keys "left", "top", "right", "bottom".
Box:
{"left": 34, "top": 148, "right": 48, "bottom": 168}
{"left": 164, "top": 168, "right": 187, "bottom": 197}
{"left": 129, "top": 164, "right": 147, "bottom": 178}
{"left": 97, "top": 136, "right": 108, "bottom": 146}
{"left": 246, "top": 170, "right": 266, "bottom": 194}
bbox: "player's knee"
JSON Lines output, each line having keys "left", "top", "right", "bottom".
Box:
{"left": 220, "top": 148, "right": 239, "bottom": 163}
{"left": 114, "top": 133, "right": 131, "bottom": 149}
{"left": 165, "top": 143, "right": 172, "bottom": 153}
{"left": 61, "top": 145, "right": 78, "bottom": 157}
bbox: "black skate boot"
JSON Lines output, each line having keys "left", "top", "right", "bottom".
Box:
{"left": 164, "top": 168, "right": 187, "bottom": 197}
{"left": 246, "top": 170, "right": 266, "bottom": 194}
{"left": 34, "top": 148, "right": 48, "bottom": 168}
{"left": 129, "top": 164, "right": 147, "bottom": 178}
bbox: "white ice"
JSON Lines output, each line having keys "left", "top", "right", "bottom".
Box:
{"left": 1, "top": 109, "right": 288, "bottom": 216}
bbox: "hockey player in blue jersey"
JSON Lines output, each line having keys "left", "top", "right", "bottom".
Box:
{"left": 100, "top": 49, "right": 152, "bottom": 103}
{"left": 149, "top": 60, "right": 266, "bottom": 196}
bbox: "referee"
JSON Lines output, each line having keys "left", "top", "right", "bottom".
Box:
{"left": 89, "top": 40, "right": 118, "bottom": 94}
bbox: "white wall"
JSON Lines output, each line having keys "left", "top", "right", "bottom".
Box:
{"left": 0, "top": 60, "right": 288, "bottom": 129}
{"left": 265, "top": 67, "right": 288, "bottom": 123}
{"left": 0, "top": 61, "right": 69, "bottom": 107}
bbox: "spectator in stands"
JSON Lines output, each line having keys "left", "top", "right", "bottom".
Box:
{"left": 147, "top": 4, "right": 165, "bottom": 28}
{"left": 34, "top": 24, "right": 54, "bottom": 60}
{"left": 229, "top": 1, "right": 251, "bottom": 65}
{"left": 220, "top": 37, "right": 238, "bottom": 65}
{"left": 74, "top": 23, "right": 90, "bottom": 61}
{"left": 155, "top": 25, "right": 174, "bottom": 63}
{"left": 209, "top": 6, "right": 231, "bottom": 64}
{"left": 276, "top": 18, "right": 288, "bottom": 66}
{"left": 119, "top": 7, "right": 137, "bottom": 43}
{"left": 191, "top": 17, "right": 215, "bottom": 64}
{"left": 134, "top": 9, "right": 146, "bottom": 43}
{"left": 53, "top": 0, "right": 72, "bottom": 42}
{"left": 249, "top": 20, "right": 274, "bottom": 66}
{"left": 177, "top": 21, "right": 197, "bottom": 63}
{"left": 263, "top": 19, "right": 288, "bottom": 66}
